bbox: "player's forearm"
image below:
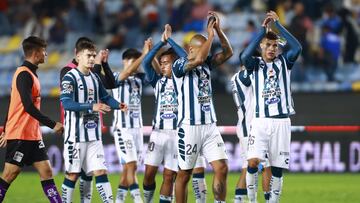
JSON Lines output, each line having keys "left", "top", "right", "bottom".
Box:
{"left": 143, "top": 41, "right": 164, "bottom": 83}
{"left": 100, "top": 62, "right": 117, "bottom": 89}
{"left": 168, "top": 38, "right": 187, "bottom": 58}
{"left": 61, "top": 99, "right": 93, "bottom": 112}
{"left": 216, "top": 28, "right": 233, "bottom": 62}
{"left": 274, "top": 21, "right": 302, "bottom": 62}
{"left": 119, "top": 54, "right": 146, "bottom": 81}
{"left": 241, "top": 27, "right": 266, "bottom": 68}
{"left": 101, "top": 95, "right": 121, "bottom": 109}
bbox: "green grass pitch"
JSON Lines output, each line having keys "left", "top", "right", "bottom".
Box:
{"left": 3, "top": 172, "right": 360, "bottom": 202}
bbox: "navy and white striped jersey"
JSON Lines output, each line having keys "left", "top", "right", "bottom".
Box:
{"left": 231, "top": 70, "right": 254, "bottom": 138}
{"left": 248, "top": 55, "right": 294, "bottom": 118}
{"left": 60, "top": 69, "right": 103, "bottom": 143}
{"left": 152, "top": 77, "right": 178, "bottom": 130}
{"left": 172, "top": 56, "right": 217, "bottom": 126}
{"left": 112, "top": 72, "right": 145, "bottom": 129}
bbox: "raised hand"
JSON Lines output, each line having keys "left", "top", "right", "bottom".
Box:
{"left": 208, "top": 11, "right": 220, "bottom": 30}
{"left": 93, "top": 103, "right": 111, "bottom": 114}
{"left": 53, "top": 122, "right": 64, "bottom": 135}
{"left": 164, "top": 24, "right": 172, "bottom": 41}
{"left": 101, "top": 49, "right": 110, "bottom": 63}
{"left": 143, "top": 38, "right": 152, "bottom": 54}
{"left": 266, "top": 10, "right": 279, "bottom": 22}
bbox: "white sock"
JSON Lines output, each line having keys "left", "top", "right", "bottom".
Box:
{"left": 234, "top": 188, "right": 247, "bottom": 203}
{"left": 269, "top": 176, "right": 283, "bottom": 203}
{"left": 79, "top": 176, "right": 93, "bottom": 203}
{"left": 116, "top": 186, "right": 128, "bottom": 203}
{"left": 192, "top": 173, "right": 207, "bottom": 203}
{"left": 246, "top": 167, "right": 259, "bottom": 203}
{"left": 159, "top": 195, "right": 172, "bottom": 202}
{"left": 143, "top": 183, "right": 155, "bottom": 203}
{"left": 95, "top": 175, "right": 113, "bottom": 203}
{"left": 214, "top": 201, "right": 226, "bottom": 203}
{"left": 61, "top": 178, "right": 75, "bottom": 203}
{"left": 130, "top": 183, "right": 143, "bottom": 203}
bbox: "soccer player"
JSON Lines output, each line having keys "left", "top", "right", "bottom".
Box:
{"left": 231, "top": 64, "right": 271, "bottom": 203}
{"left": 0, "top": 36, "right": 64, "bottom": 203}
{"left": 172, "top": 11, "right": 233, "bottom": 203}
{"left": 59, "top": 37, "right": 117, "bottom": 203}
{"left": 240, "top": 11, "right": 302, "bottom": 203}
{"left": 112, "top": 40, "right": 152, "bottom": 203}
{"left": 141, "top": 25, "right": 207, "bottom": 203}
{"left": 60, "top": 41, "right": 127, "bottom": 203}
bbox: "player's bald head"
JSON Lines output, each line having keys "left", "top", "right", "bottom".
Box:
{"left": 189, "top": 34, "right": 207, "bottom": 47}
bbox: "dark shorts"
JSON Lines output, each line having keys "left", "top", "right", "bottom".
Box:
{"left": 5, "top": 140, "right": 49, "bottom": 167}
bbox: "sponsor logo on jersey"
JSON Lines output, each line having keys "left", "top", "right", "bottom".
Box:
{"left": 160, "top": 113, "right": 176, "bottom": 120}
{"left": 85, "top": 121, "right": 97, "bottom": 129}
{"left": 201, "top": 105, "right": 211, "bottom": 112}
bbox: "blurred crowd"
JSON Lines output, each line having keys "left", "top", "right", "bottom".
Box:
{"left": 0, "top": 0, "right": 359, "bottom": 96}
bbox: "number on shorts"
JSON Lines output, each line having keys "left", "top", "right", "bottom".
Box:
{"left": 248, "top": 134, "right": 255, "bottom": 146}
{"left": 148, "top": 142, "right": 155, "bottom": 152}
{"left": 186, "top": 144, "right": 197, "bottom": 155}
{"left": 73, "top": 149, "right": 80, "bottom": 159}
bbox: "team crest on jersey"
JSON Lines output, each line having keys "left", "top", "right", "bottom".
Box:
{"left": 262, "top": 72, "right": 281, "bottom": 105}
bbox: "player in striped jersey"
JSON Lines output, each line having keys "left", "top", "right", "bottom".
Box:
{"left": 172, "top": 12, "right": 233, "bottom": 203}
{"left": 231, "top": 65, "right": 271, "bottom": 203}
{"left": 112, "top": 40, "right": 152, "bottom": 203}
{"left": 59, "top": 37, "right": 117, "bottom": 203}
{"left": 141, "top": 25, "right": 207, "bottom": 203}
{"left": 240, "top": 11, "right": 302, "bottom": 203}
{"left": 60, "top": 41, "right": 127, "bottom": 203}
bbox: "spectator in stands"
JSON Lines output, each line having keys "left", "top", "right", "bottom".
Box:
{"left": 289, "top": 1, "right": 313, "bottom": 66}
{"left": 117, "top": 0, "right": 141, "bottom": 47}
{"left": 318, "top": 24, "right": 341, "bottom": 81}
{"left": 338, "top": 8, "right": 360, "bottom": 66}
{"left": 67, "top": 0, "right": 93, "bottom": 34}
{"left": 321, "top": 4, "right": 342, "bottom": 34}
{"left": 141, "top": 0, "right": 159, "bottom": 34}
{"left": 183, "top": 0, "right": 212, "bottom": 32}
{"left": 49, "top": 15, "right": 67, "bottom": 45}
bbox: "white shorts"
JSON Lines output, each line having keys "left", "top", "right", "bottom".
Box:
{"left": 247, "top": 117, "right": 291, "bottom": 169}
{"left": 64, "top": 140, "right": 107, "bottom": 175}
{"left": 236, "top": 125, "right": 249, "bottom": 169}
{"left": 144, "top": 129, "right": 178, "bottom": 172}
{"left": 113, "top": 128, "right": 143, "bottom": 164}
{"left": 177, "top": 123, "right": 228, "bottom": 170}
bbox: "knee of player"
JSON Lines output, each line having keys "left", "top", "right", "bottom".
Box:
{"left": 247, "top": 158, "right": 260, "bottom": 168}
{"left": 215, "top": 162, "right": 228, "bottom": 176}
{"left": 177, "top": 170, "right": 192, "bottom": 182}
{"left": 163, "top": 171, "right": 176, "bottom": 184}
{"left": 2, "top": 167, "right": 21, "bottom": 183}
{"left": 93, "top": 169, "right": 108, "bottom": 177}
{"left": 65, "top": 173, "right": 80, "bottom": 181}
{"left": 39, "top": 167, "right": 54, "bottom": 180}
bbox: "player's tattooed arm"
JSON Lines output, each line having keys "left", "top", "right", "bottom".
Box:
{"left": 118, "top": 38, "right": 152, "bottom": 81}
{"left": 209, "top": 11, "right": 233, "bottom": 66}
{"left": 184, "top": 20, "right": 215, "bottom": 72}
